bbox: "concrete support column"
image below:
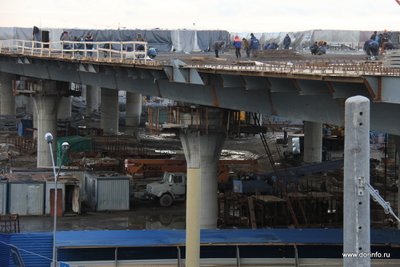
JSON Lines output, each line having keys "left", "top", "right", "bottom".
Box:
{"left": 303, "top": 121, "right": 323, "bottom": 163}
{"left": 57, "top": 96, "right": 72, "bottom": 119}
{"left": 0, "top": 72, "right": 16, "bottom": 116}
{"left": 100, "top": 88, "right": 119, "bottom": 135}
{"left": 181, "top": 131, "right": 225, "bottom": 266}
{"left": 33, "top": 94, "right": 59, "bottom": 168}
{"left": 343, "top": 96, "right": 370, "bottom": 267}
{"left": 125, "top": 91, "right": 142, "bottom": 133}
{"left": 86, "top": 85, "right": 99, "bottom": 115}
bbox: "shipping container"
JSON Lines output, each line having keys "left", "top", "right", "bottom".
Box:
{"left": 8, "top": 181, "right": 45, "bottom": 215}
{"left": 84, "top": 172, "right": 130, "bottom": 211}
{"left": 0, "top": 178, "right": 7, "bottom": 215}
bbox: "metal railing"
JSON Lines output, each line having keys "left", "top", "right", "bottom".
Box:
{"left": 0, "top": 39, "right": 150, "bottom": 64}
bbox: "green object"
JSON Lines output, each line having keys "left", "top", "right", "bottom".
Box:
{"left": 57, "top": 136, "right": 92, "bottom": 166}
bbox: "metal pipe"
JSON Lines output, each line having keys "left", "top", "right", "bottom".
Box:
{"left": 48, "top": 141, "right": 58, "bottom": 267}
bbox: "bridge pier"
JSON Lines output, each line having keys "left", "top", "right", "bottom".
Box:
{"left": 179, "top": 108, "right": 226, "bottom": 267}
{"left": 303, "top": 121, "right": 323, "bottom": 163}
{"left": 125, "top": 92, "right": 142, "bottom": 134}
{"left": 57, "top": 96, "right": 72, "bottom": 119}
{"left": 32, "top": 84, "right": 59, "bottom": 167}
{"left": 100, "top": 88, "right": 119, "bottom": 135}
{"left": 86, "top": 85, "right": 99, "bottom": 116}
{"left": 0, "top": 72, "right": 16, "bottom": 116}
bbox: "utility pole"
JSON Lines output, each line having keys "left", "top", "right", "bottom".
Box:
{"left": 343, "top": 96, "right": 371, "bottom": 267}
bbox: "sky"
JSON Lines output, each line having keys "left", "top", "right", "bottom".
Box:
{"left": 1, "top": 0, "right": 400, "bottom": 33}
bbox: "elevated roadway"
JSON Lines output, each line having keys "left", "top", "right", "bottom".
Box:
{"left": 1, "top": 40, "right": 400, "bottom": 134}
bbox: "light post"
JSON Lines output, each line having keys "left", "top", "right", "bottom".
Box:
{"left": 45, "top": 133, "right": 69, "bottom": 267}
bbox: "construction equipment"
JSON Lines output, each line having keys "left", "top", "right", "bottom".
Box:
{"left": 145, "top": 172, "right": 187, "bottom": 207}
{"left": 124, "top": 158, "right": 258, "bottom": 183}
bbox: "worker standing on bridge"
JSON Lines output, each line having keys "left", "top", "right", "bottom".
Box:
{"left": 249, "top": 33, "right": 260, "bottom": 58}
{"left": 242, "top": 38, "right": 250, "bottom": 58}
{"left": 233, "top": 35, "right": 242, "bottom": 59}
{"left": 283, "top": 34, "right": 291, "bottom": 49}
{"left": 84, "top": 32, "right": 94, "bottom": 56}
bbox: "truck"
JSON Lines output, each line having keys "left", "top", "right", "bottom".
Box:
{"left": 145, "top": 172, "right": 187, "bottom": 207}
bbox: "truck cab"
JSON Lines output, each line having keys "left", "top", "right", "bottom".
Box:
{"left": 145, "top": 172, "right": 186, "bottom": 207}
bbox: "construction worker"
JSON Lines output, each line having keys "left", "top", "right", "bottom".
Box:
{"left": 249, "top": 33, "right": 260, "bottom": 58}
{"left": 310, "top": 42, "right": 318, "bottom": 55}
{"left": 283, "top": 34, "right": 291, "bottom": 49}
{"left": 213, "top": 41, "right": 225, "bottom": 58}
{"left": 242, "top": 38, "right": 250, "bottom": 58}
{"left": 233, "top": 35, "right": 242, "bottom": 59}
{"left": 364, "top": 39, "right": 379, "bottom": 60}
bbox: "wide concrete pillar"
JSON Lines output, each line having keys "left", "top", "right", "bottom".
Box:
{"left": 57, "top": 96, "right": 72, "bottom": 119}
{"left": 86, "top": 85, "right": 99, "bottom": 115}
{"left": 180, "top": 108, "right": 227, "bottom": 267}
{"left": 33, "top": 94, "right": 59, "bottom": 168}
{"left": 181, "top": 131, "right": 225, "bottom": 266}
{"left": 125, "top": 91, "right": 142, "bottom": 132}
{"left": 303, "top": 121, "right": 323, "bottom": 163}
{"left": 0, "top": 72, "right": 16, "bottom": 116}
{"left": 100, "top": 88, "right": 119, "bottom": 135}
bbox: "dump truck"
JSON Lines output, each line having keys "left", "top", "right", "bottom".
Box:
{"left": 144, "top": 172, "right": 186, "bottom": 207}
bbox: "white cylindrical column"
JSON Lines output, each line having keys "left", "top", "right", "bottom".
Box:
{"left": 0, "top": 72, "right": 16, "bottom": 116}
{"left": 303, "top": 121, "right": 323, "bottom": 163}
{"left": 180, "top": 121, "right": 226, "bottom": 267}
{"left": 343, "top": 96, "right": 370, "bottom": 267}
{"left": 100, "top": 88, "right": 119, "bottom": 135}
{"left": 33, "top": 94, "right": 58, "bottom": 168}
{"left": 57, "top": 96, "right": 72, "bottom": 119}
{"left": 86, "top": 85, "right": 99, "bottom": 115}
{"left": 126, "top": 91, "right": 142, "bottom": 131}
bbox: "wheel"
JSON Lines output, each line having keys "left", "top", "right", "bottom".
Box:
{"left": 159, "top": 194, "right": 173, "bottom": 207}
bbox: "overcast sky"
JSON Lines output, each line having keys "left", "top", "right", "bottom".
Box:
{"left": 1, "top": 0, "right": 399, "bottom": 33}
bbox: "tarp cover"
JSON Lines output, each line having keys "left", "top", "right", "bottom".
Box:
{"left": 0, "top": 27, "right": 229, "bottom": 53}
{"left": 55, "top": 228, "right": 400, "bottom": 248}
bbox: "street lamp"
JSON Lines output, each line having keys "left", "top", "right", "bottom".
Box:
{"left": 45, "top": 133, "right": 69, "bottom": 267}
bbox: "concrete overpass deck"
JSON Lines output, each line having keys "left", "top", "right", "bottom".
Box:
{"left": 1, "top": 39, "right": 400, "bottom": 134}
